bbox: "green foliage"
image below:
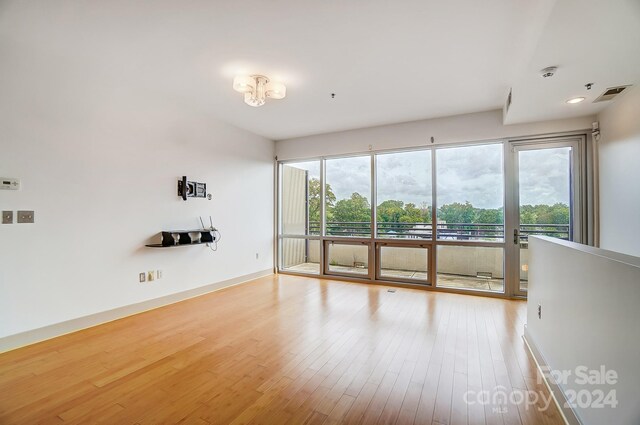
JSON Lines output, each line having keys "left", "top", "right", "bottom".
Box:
{"left": 308, "top": 178, "right": 335, "bottom": 223}
{"left": 377, "top": 200, "right": 431, "bottom": 224}
{"left": 519, "top": 203, "right": 570, "bottom": 225}
{"left": 436, "top": 201, "right": 504, "bottom": 225}
{"left": 475, "top": 208, "right": 503, "bottom": 225}
{"left": 307, "top": 182, "right": 569, "bottom": 226}
{"left": 333, "top": 193, "right": 371, "bottom": 223}
{"left": 376, "top": 200, "right": 404, "bottom": 222}
{"left": 437, "top": 201, "right": 476, "bottom": 224}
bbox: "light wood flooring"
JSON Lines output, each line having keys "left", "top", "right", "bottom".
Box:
{"left": 0, "top": 274, "right": 564, "bottom": 424}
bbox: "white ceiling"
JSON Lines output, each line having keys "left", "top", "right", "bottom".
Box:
{"left": 1, "top": 0, "right": 639, "bottom": 140}
{"left": 505, "top": 0, "right": 640, "bottom": 125}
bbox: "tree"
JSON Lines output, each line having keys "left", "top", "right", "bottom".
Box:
{"left": 376, "top": 200, "right": 432, "bottom": 224}
{"left": 437, "top": 201, "right": 475, "bottom": 223}
{"left": 333, "top": 193, "right": 371, "bottom": 223}
{"left": 475, "top": 208, "right": 503, "bottom": 225}
{"left": 519, "top": 205, "right": 538, "bottom": 224}
{"left": 377, "top": 200, "right": 405, "bottom": 223}
{"left": 519, "top": 203, "right": 569, "bottom": 225}
{"left": 308, "top": 178, "right": 335, "bottom": 223}
{"left": 399, "top": 203, "right": 425, "bottom": 223}
{"left": 419, "top": 202, "right": 432, "bottom": 223}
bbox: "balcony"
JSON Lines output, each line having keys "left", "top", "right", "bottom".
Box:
{"left": 282, "top": 222, "right": 570, "bottom": 292}
{"left": 308, "top": 221, "right": 570, "bottom": 241}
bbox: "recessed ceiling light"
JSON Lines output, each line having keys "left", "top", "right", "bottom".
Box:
{"left": 566, "top": 97, "right": 585, "bottom": 104}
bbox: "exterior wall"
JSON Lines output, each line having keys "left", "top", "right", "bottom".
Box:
{"left": 280, "top": 165, "right": 308, "bottom": 267}
{"left": 282, "top": 238, "right": 306, "bottom": 268}
{"left": 281, "top": 166, "right": 308, "bottom": 235}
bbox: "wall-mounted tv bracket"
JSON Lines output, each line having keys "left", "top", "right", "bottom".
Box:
{"left": 178, "top": 176, "right": 211, "bottom": 201}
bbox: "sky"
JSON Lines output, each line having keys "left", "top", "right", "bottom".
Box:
{"left": 286, "top": 144, "right": 571, "bottom": 209}
{"left": 518, "top": 147, "right": 571, "bottom": 206}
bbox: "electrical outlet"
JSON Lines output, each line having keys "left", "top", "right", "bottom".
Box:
{"left": 157, "top": 270, "right": 162, "bottom": 279}
{"left": 148, "top": 271, "right": 155, "bottom": 282}
{"left": 17, "top": 210, "right": 34, "bottom": 223}
{"left": 2, "top": 211, "right": 13, "bottom": 224}
{"left": 139, "top": 272, "right": 146, "bottom": 283}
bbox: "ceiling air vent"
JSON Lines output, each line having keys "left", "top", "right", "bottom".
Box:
{"left": 505, "top": 88, "right": 512, "bottom": 113}
{"left": 594, "top": 85, "right": 632, "bottom": 103}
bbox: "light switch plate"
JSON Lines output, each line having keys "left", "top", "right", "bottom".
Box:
{"left": 17, "top": 210, "right": 34, "bottom": 223}
{"left": 2, "top": 211, "right": 13, "bottom": 224}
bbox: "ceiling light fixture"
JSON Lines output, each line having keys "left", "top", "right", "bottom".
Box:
{"left": 566, "top": 97, "right": 585, "bottom": 104}
{"left": 232, "top": 75, "right": 286, "bottom": 107}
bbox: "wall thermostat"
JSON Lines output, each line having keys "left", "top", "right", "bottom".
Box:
{"left": 1, "top": 178, "right": 20, "bottom": 190}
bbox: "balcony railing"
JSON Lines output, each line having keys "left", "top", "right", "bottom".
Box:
{"left": 307, "top": 221, "right": 570, "bottom": 240}
{"left": 518, "top": 223, "right": 571, "bottom": 242}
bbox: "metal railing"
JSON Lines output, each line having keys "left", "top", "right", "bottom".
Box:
{"left": 519, "top": 223, "right": 571, "bottom": 241}
{"left": 306, "top": 221, "right": 570, "bottom": 240}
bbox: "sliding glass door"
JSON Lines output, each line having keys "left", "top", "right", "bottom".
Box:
{"left": 278, "top": 135, "right": 585, "bottom": 297}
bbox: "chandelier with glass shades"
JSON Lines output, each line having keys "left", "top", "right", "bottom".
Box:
{"left": 232, "top": 75, "right": 286, "bottom": 107}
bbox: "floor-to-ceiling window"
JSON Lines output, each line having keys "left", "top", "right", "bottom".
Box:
{"left": 324, "top": 155, "right": 373, "bottom": 277}
{"left": 435, "top": 143, "right": 505, "bottom": 292}
{"left": 375, "top": 150, "right": 432, "bottom": 284}
{"left": 277, "top": 136, "right": 585, "bottom": 297}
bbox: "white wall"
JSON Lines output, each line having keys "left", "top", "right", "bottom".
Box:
{"left": 527, "top": 236, "right": 640, "bottom": 425}
{"left": 597, "top": 86, "right": 640, "bottom": 257}
{"left": 276, "top": 109, "right": 595, "bottom": 159}
{"left": 0, "top": 22, "right": 274, "bottom": 339}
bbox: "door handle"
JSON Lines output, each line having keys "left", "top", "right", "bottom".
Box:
{"left": 513, "top": 228, "right": 519, "bottom": 245}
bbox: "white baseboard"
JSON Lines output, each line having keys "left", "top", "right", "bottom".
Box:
{"left": 0, "top": 269, "right": 273, "bottom": 353}
{"left": 523, "top": 325, "right": 582, "bottom": 425}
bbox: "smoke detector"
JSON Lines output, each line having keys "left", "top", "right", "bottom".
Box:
{"left": 540, "top": 66, "right": 558, "bottom": 78}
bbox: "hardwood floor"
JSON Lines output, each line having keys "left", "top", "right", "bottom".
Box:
{"left": 0, "top": 274, "right": 564, "bottom": 425}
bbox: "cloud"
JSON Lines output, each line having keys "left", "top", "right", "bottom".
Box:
{"left": 436, "top": 144, "right": 504, "bottom": 209}
{"left": 519, "top": 148, "right": 571, "bottom": 205}
{"left": 284, "top": 144, "right": 570, "bottom": 210}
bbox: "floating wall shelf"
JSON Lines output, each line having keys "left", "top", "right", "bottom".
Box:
{"left": 145, "top": 229, "right": 217, "bottom": 248}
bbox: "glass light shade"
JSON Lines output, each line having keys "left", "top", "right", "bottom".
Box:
{"left": 233, "top": 75, "right": 255, "bottom": 93}
{"left": 244, "top": 92, "right": 265, "bottom": 107}
{"left": 265, "top": 81, "right": 286, "bottom": 99}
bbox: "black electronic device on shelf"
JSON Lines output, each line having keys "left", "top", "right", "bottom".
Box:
{"left": 145, "top": 230, "right": 217, "bottom": 248}
{"left": 145, "top": 217, "right": 220, "bottom": 249}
